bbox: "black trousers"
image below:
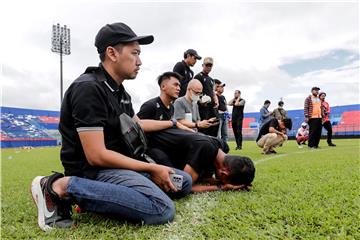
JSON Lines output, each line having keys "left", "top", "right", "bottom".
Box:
{"left": 198, "top": 105, "right": 219, "bottom": 137}
{"left": 146, "top": 129, "right": 220, "bottom": 170}
{"left": 308, "top": 118, "right": 322, "bottom": 147}
{"left": 322, "top": 121, "right": 333, "bottom": 144}
{"left": 232, "top": 116, "right": 243, "bottom": 148}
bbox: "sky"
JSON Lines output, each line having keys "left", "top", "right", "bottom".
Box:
{"left": 1, "top": 0, "right": 359, "bottom": 114}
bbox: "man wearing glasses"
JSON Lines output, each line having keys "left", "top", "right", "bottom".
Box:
{"left": 194, "top": 57, "right": 219, "bottom": 137}
{"left": 173, "top": 79, "right": 218, "bottom": 130}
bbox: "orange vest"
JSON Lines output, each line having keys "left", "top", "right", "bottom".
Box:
{"left": 311, "top": 96, "right": 322, "bottom": 118}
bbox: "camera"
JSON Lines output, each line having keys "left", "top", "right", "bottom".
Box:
{"left": 169, "top": 173, "right": 183, "bottom": 190}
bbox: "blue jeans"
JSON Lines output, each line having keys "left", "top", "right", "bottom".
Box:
{"left": 66, "top": 168, "right": 192, "bottom": 225}
{"left": 217, "top": 113, "right": 228, "bottom": 142}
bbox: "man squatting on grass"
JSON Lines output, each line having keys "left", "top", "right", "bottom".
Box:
{"left": 30, "top": 22, "right": 193, "bottom": 231}
{"left": 137, "top": 72, "right": 255, "bottom": 192}
{"left": 256, "top": 118, "right": 292, "bottom": 154}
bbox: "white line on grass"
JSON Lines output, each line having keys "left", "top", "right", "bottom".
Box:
{"left": 254, "top": 145, "right": 358, "bottom": 165}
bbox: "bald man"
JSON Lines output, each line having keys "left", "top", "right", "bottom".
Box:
{"left": 173, "top": 79, "right": 218, "bottom": 130}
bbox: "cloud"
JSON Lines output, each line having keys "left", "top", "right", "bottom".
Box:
{"left": 1, "top": 1, "right": 359, "bottom": 114}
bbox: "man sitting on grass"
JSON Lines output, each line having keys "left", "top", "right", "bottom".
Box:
{"left": 256, "top": 118, "right": 292, "bottom": 154}
{"left": 30, "top": 22, "right": 192, "bottom": 232}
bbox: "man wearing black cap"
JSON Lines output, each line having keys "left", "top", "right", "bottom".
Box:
{"left": 173, "top": 49, "right": 202, "bottom": 97}
{"left": 194, "top": 57, "right": 219, "bottom": 137}
{"left": 30, "top": 22, "right": 192, "bottom": 231}
{"left": 214, "top": 79, "right": 229, "bottom": 142}
{"left": 304, "top": 87, "right": 323, "bottom": 149}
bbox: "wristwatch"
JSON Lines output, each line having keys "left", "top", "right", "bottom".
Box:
{"left": 171, "top": 119, "right": 177, "bottom": 128}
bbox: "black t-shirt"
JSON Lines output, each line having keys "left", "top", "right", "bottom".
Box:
{"left": 232, "top": 98, "right": 245, "bottom": 118}
{"left": 137, "top": 97, "right": 173, "bottom": 121}
{"left": 173, "top": 61, "right": 194, "bottom": 97}
{"left": 217, "top": 95, "right": 227, "bottom": 112}
{"left": 194, "top": 72, "right": 215, "bottom": 105}
{"left": 147, "top": 128, "right": 222, "bottom": 178}
{"left": 256, "top": 118, "right": 279, "bottom": 142}
{"left": 59, "top": 65, "right": 135, "bottom": 179}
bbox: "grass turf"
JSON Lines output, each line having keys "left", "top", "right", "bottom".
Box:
{"left": 1, "top": 139, "right": 359, "bottom": 239}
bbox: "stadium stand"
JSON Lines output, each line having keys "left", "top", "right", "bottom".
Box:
{"left": 228, "top": 104, "right": 360, "bottom": 140}
{"left": 1, "top": 107, "right": 59, "bottom": 148}
{"left": 1, "top": 104, "right": 359, "bottom": 147}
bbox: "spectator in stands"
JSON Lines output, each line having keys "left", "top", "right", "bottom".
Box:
{"left": 304, "top": 86, "right": 323, "bottom": 149}
{"left": 256, "top": 118, "right": 292, "bottom": 154}
{"left": 214, "top": 79, "right": 228, "bottom": 142}
{"left": 173, "top": 49, "right": 202, "bottom": 97}
{"left": 30, "top": 22, "right": 192, "bottom": 231}
{"left": 273, "top": 100, "right": 288, "bottom": 120}
{"left": 173, "top": 79, "right": 219, "bottom": 131}
{"left": 228, "top": 90, "right": 245, "bottom": 150}
{"left": 259, "top": 100, "right": 273, "bottom": 126}
{"left": 319, "top": 92, "right": 336, "bottom": 147}
{"left": 296, "top": 122, "right": 309, "bottom": 148}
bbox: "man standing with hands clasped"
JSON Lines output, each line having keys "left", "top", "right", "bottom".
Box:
{"left": 228, "top": 90, "right": 245, "bottom": 150}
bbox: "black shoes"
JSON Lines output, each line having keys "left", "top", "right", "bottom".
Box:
{"left": 235, "top": 146, "right": 242, "bottom": 150}
{"left": 31, "top": 172, "right": 74, "bottom": 231}
{"left": 328, "top": 142, "right": 336, "bottom": 147}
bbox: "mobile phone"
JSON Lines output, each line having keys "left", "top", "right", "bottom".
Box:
{"left": 169, "top": 173, "right": 183, "bottom": 190}
{"left": 210, "top": 118, "right": 219, "bottom": 123}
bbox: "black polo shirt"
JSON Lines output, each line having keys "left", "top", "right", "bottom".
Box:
{"left": 137, "top": 97, "right": 173, "bottom": 120}
{"left": 217, "top": 95, "right": 227, "bottom": 112}
{"left": 256, "top": 118, "right": 279, "bottom": 142}
{"left": 173, "top": 60, "right": 194, "bottom": 97}
{"left": 194, "top": 72, "right": 215, "bottom": 105}
{"left": 59, "top": 65, "right": 134, "bottom": 179}
{"left": 147, "top": 128, "right": 223, "bottom": 178}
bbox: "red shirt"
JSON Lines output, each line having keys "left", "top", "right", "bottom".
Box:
{"left": 322, "top": 100, "right": 330, "bottom": 122}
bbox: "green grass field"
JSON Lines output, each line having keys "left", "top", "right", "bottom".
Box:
{"left": 1, "top": 139, "right": 360, "bottom": 239}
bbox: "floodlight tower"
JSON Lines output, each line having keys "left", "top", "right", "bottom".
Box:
{"left": 51, "top": 23, "right": 71, "bottom": 105}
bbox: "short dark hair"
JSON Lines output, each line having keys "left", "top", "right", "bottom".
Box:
{"left": 283, "top": 118, "right": 292, "bottom": 130}
{"left": 214, "top": 79, "right": 221, "bottom": 85}
{"left": 264, "top": 100, "right": 271, "bottom": 105}
{"left": 157, "top": 72, "right": 182, "bottom": 86}
{"left": 224, "top": 155, "right": 255, "bottom": 185}
{"left": 99, "top": 43, "right": 124, "bottom": 62}
{"left": 278, "top": 101, "right": 284, "bottom": 106}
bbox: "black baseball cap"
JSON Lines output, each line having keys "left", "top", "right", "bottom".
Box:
{"left": 214, "top": 79, "right": 225, "bottom": 87}
{"left": 311, "top": 86, "right": 320, "bottom": 91}
{"left": 95, "top": 22, "right": 154, "bottom": 53}
{"left": 184, "top": 49, "right": 202, "bottom": 60}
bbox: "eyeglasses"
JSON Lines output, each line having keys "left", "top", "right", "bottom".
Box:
{"left": 191, "top": 89, "right": 203, "bottom": 96}
{"left": 205, "top": 64, "right": 213, "bottom": 67}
